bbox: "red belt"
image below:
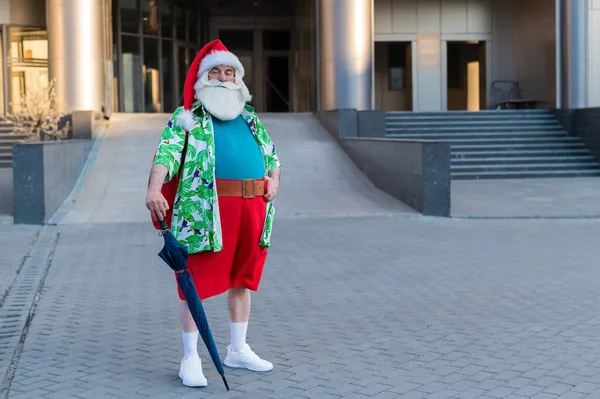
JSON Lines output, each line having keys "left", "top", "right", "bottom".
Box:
{"left": 217, "top": 179, "right": 265, "bottom": 198}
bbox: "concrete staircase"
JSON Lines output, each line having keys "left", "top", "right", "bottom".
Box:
{"left": 385, "top": 109, "right": 600, "bottom": 180}
{"left": 0, "top": 120, "right": 27, "bottom": 169}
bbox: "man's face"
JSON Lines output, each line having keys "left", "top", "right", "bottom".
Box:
{"left": 208, "top": 65, "right": 235, "bottom": 82}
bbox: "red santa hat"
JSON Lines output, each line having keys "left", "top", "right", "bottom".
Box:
{"left": 176, "top": 39, "right": 249, "bottom": 131}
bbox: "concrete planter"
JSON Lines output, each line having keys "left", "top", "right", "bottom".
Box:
{"left": 555, "top": 108, "right": 600, "bottom": 163}
{"left": 12, "top": 139, "right": 89, "bottom": 224}
{"left": 341, "top": 138, "right": 451, "bottom": 217}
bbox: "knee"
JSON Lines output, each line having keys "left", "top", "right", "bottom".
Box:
{"left": 229, "top": 286, "right": 250, "bottom": 298}
{"left": 232, "top": 286, "right": 249, "bottom": 294}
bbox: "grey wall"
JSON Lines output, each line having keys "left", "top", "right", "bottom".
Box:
{"left": 314, "top": 109, "right": 358, "bottom": 139}
{"left": 556, "top": 108, "right": 600, "bottom": 163}
{"left": 13, "top": 140, "right": 88, "bottom": 224}
{"left": 340, "top": 138, "right": 451, "bottom": 217}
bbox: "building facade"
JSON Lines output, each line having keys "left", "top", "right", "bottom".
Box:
{"left": 0, "top": 0, "right": 598, "bottom": 117}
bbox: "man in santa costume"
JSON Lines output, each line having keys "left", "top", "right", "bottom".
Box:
{"left": 145, "top": 39, "right": 281, "bottom": 387}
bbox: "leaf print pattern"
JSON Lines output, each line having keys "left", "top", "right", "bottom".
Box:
{"left": 152, "top": 103, "right": 280, "bottom": 254}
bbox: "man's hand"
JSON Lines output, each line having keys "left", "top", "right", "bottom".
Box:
{"left": 146, "top": 189, "right": 169, "bottom": 220}
{"left": 264, "top": 176, "right": 279, "bottom": 202}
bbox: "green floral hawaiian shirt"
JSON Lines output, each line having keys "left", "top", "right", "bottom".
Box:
{"left": 153, "top": 102, "right": 281, "bottom": 254}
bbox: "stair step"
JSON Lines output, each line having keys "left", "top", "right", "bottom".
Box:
{"left": 452, "top": 149, "right": 592, "bottom": 158}
{"left": 387, "top": 113, "right": 554, "bottom": 120}
{"left": 452, "top": 169, "right": 600, "bottom": 180}
{"left": 391, "top": 137, "right": 582, "bottom": 145}
{"left": 452, "top": 142, "right": 587, "bottom": 151}
{"left": 452, "top": 162, "right": 600, "bottom": 173}
{"left": 386, "top": 120, "right": 559, "bottom": 128}
{"left": 386, "top": 126, "right": 564, "bottom": 133}
{"left": 386, "top": 117, "right": 557, "bottom": 124}
{"left": 387, "top": 110, "right": 552, "bottom": 116}
{"left": 387, "top": 132, "right": 569, "bottom": 140}
{"left": 451, "top": 156, "right": 596, "bottom": 166}
{"left": 0, "top": 134, "right": 27, "bottom": 141}
{"left": 0, "top": 159, "right": 12, "bottom": 168}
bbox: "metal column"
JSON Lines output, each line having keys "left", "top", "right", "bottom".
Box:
{"left": 560, "top": 0, "right": 588, "bottom": 109}
{"left": 46, "top": 0, "right": 105, "bottom": 113}
{"left": 319, "top": 0, "right": 373, "bottom": 111}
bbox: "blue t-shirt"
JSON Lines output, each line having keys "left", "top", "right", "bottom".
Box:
{"left": 213, "top": 115, "right": 265, "bottom": 180}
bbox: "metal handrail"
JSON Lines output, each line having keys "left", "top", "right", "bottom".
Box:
{"left": 265, "top": 77, "right": 292, "bottom": 112}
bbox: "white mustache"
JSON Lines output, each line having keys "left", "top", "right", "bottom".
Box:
{"left": 200, "top": 79, "right": 241, "bottom": 90}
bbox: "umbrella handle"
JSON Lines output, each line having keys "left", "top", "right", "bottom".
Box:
{"left": 158, "top": 219, "right": 168, "bottom": 231}
{"left": 154, "top": 210, "right": 169, "bottom": 232}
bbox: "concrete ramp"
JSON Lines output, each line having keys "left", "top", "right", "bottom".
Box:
{"left": 58, "top": 113, "right": 414, "bottom": 225}
{"left": 259, "top": 114, "right": 414, "bottom": 218}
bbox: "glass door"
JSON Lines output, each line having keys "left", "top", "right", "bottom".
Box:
{"left": 0, "top": 26, "right": 4, "bottom": 115}
{"left": 7, "top": 27, "right": 48, "bottom": 114}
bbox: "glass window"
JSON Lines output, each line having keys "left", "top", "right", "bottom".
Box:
{"left": 0, "top": 27, "right": 4, "bottom": 114}
{"left": 388, "top": 42, "right": 408, "bottom": 90}
{"left": 187, "top": 12, "right": 198, "bottom": 44}
{"left": 120, "top": 0, "right": 140, "bottom": 34}
{"left": 219, "top": 30, "right": 253, "bottom": 51}
{"left": 388, "top": 42, "right": 407, "bottom": 68}
{"left": 121, "top": 35, "right": 142, "bottom": 112}
{"left": 178, "top": 46, "right": 188, "bottom": 103}
{"left": 143, "top": 38, "right": 161, "bottom": 112}
{"left": 447, "top": 42, "right": 461, "bottom": 89}
{"left": 162, "top": 40, "right": 176, "bottom": 111}
{"left": 161, "top": 2, "right": 173, "bottom": 38}
{"left": 176, "top": 7, "right": 186, "bottom": 41}
{"left": 142, "top": 0, "right": 159, "bottom": 36}
{"left": 7, "top": 27, "right": 48, "bottom": 114}
{"left": 263, "top": 30, "right": 290, "bottom": 51}
{"left": 112, "top": 44, "right": 119, "bottom": 112}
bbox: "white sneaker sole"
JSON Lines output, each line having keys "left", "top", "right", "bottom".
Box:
{"left": 224, "top": 358, "right": 273, "bottom": 372}
{"left": 179, "top": 371, "right": 208, "bottom": 387}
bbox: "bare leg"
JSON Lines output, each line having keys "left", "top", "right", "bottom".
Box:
{"left": 227, "top": 287, "right": 251, "bottom": 322}
{"left": 180, "top": 300, "right": 198, "bottom": 332}
{"left": 224, "top": 287, "right": 273, "bottom": 371}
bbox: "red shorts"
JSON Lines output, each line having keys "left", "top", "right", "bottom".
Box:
{"left": 175, "top": 186, "right": 268, "bottom": 301}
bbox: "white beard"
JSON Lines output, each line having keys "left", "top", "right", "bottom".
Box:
{"left": 197, "top": 85, "right": 245, "bottom": 121}
{"left": 195, "top": 73, "right": 251, "bottom": 121}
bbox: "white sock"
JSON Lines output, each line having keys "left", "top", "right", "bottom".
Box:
{"left": 230, "top": 322, "right": 248, "bottom": 352}
{"left": 182, "top": 331, "right": 199, "bottom": 359}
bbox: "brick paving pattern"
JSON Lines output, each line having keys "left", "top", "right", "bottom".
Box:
{"left": 4, "top": 216, "right": 600, "bottom": 398}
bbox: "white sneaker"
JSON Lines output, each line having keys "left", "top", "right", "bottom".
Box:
{"left": 179, "top": 355, "right": 208, "bottom": 387}
{"left": 224, "top": 344, "right": 274, "bottom": 372}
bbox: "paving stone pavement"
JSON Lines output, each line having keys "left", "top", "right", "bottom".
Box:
{"left": 5, "top": 216, "right": 600, "bottom": 398}
{"left": 0, "top": 225, "right": 40, "bottom": 301}
{"left": 0, "top": 227, "right": 58, "bottom": 393}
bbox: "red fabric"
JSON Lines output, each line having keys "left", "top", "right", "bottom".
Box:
{"left": 183, "top": 39, "right": 228, "bottom": 110}
{"left": 175, "top": 181, "right": 268, "bottom": 300}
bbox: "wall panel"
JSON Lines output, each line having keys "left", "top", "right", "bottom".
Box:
{"left": 441, "top": 0, "right": 467, "bottom": 33}
{"left": 392, "top": 0, "right": 417, "bottom": 34}
{"left": 375, "top": 0, "right": 392, "bottom": 34}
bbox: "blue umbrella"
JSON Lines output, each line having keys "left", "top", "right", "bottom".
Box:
{"left": 157, "top": 219, "right": 230, "bottom": 391}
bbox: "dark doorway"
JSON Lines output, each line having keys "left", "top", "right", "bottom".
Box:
{"left": 266, "top": 56, "right": 290, "bottom": 112}
{"left": 447, "top": 41, "right": 487, "bottom": 111}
